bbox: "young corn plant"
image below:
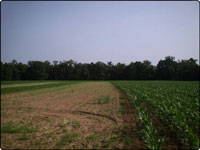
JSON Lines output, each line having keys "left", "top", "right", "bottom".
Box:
{"left": 112, "top": 81, "right": 199, "bottom": 149}
{"left": 126, "top": 92, "right": 165, "bottom": 149}
{"left": 137, "top": 108, "right": 165, "bottom": 150}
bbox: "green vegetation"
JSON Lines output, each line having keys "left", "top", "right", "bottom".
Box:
{"left": 118, "top": 107, "right": 126, "bottom": 114}
{"left": 18, "top": 134, "right": 30, "bottom": 141}
{"left": 92, "top": 144, "right": 99, "bottom": 149}
{"left": 71, "top": 121, "right": 80, "bottom": 129}
{"left": 102, "top": 139, "right": 111, "bottom": 148}
{"left": 1, "top": 80, "right": 199, "bottom": 149}
{"left": 112, "top": 81, "right": 199, "bottom": 149}
{"left": 2, "top": 121, "right": 39, "bottom": 134}
{"left": 86, "top": 135, "right": 96, "bottom": 143}
{"left": 1, "top": 81, "right": 79, "bottom": 94}
{"left": 2, "top": 56, "right": 199, "bottom": 81}
{"left": 56, "top": 133, "right": 79, "bottom": 147}
{"left": 112, "top": 128, "right": 121, "bottom": 135}
{"left": 97, "top": 96, "right": 111, "bottom": 104}
{"left": 119, "top": 94, "right": 126, "bottom": 99}
{"left": 120, "top": 102, "right": 126, "bottom": 105}
{"left": 58, "top": 123, "right": 66, "bottom": 128}
{"left": 1, "top": 80, "right": 53, "bottom": 85}
{"left": 111, "top": 127, "right": 135, "bottom": 148}
{"left": 121, "top": 135, "right": 133, "bottom": 145}
{"left": 137, "top": 107, "right": 164, "bottom": 149}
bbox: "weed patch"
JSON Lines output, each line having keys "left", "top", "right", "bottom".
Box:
{"left": 97, "top": 96, "right": 110, "bottom": 104}
{"left": 71, "top": 121, "right": 80, "bottom": 128}
{"left": 58, "top": 123, "right": 66, "bottom": 127}
{"left": 2, "top": 121, "right": 39, "bottom": 134}
{"left": 92, "top": 144, "right": 99, "bottom": 149}
{"left": 56, "top": 133, "right": 79, "bottom": 147}
{"left": 118, "top": 107, "right": 126, "bottom": 114}
{"left": 18, "top": 134, "right": 30, "bottom": 141}
{"left": 102, "top": 139, "right": 111, "bottom": 148}
{"left": 86, "top": 135, "right": 96, "bottom": 143}
{"left": 119, "top": 94, "right": 126, "bottom": 99}
{"left": 1, "top": 81, "right": 79, "bottom": 94}
{"left": 63, "top": 129, "right": 68, "bottom": 133}
{"left": 112, "top": 128, "right": 121, "bottom": 135}
{"left": 120, "top": 102, "right": 126, "bottom": 105}
{"left": 121, "top": 135, "right": 133, "bottom": 145}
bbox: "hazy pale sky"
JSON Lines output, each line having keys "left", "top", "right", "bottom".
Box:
{"left": 1, "top": 1, "right": 199, "bottom": 65}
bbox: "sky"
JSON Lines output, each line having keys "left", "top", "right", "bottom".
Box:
{"left": 1, "top": 1, "right": 199, "bottom": 65}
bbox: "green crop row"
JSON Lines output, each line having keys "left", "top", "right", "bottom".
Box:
{"left": 112, "top": 81, "right": 199, "bottom": 149}
{"left": 1, "top": 80, "right": 56, "bottom": 85}
{"left": 1, "top": 81, "right": 80, "bottom": 94}
{"left": 127, "top": 92, "right": 165, "bottom": 149}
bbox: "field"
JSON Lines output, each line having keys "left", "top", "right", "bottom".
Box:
{"left": 1, "top": 81, "right": 199, "bottom": 149}
{"left": 112, "top": 81, "right": 199, "bottom": 149}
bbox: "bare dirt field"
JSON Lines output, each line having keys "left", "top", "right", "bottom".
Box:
{"left": 1, "top": 82, "right": 145, "bottom": 149}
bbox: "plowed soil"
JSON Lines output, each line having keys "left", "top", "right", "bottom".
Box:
{"left": 1, "top": 82, "right": 145, "bottom": 149}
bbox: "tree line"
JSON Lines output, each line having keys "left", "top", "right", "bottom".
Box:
{"left": 1, "top": 56, "right": 199, "bottom": 81}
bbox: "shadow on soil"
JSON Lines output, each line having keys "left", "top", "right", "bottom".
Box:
{"left": 73, "top": 111, "right": 118, "bottom": 124}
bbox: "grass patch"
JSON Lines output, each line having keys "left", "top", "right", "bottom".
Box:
{"left": 63, "top": 129, "right": 68, "bottom": 133}
{"left": 120, "top": 102, "right": 126, "bottom": 105}
{"left": 86, "top": 135, "right": 96, "bottom": 143}
{"left": 34, "top": 139, "right": 41, "bottom": 147}
{"left": 30, "top": 85, "right": 73, "bottom": 95}
{"left": 1, "top": 80, "right": 54, "bottom": 85}
{"left": 112, "top": 128, "right": 121, "bottom": 135}
{"left": 56, "top": 133, "right": 79, "bottom": 147}
{"left": 97, "top": 96, "right": 111, "bottom": 104}
{"left": 17, "top": 134, "right": 30, "bottom": 141}
{"left": 92, "top": 144, "right": 99, "bottom": 149}
{"left": 118, "top": 107, "right": 126, "bottom": 114}
{"left": 71, "top": 121, "right": 80, "bottom": 128}
{"left": 121, "top": 135, "right": 133, "bottom": 145}
{"left": 122, "top": 125, "right": 129, "bottom": 131}
{"left": 1, "top": 81, "right": 80, "bottom": 94}
{"left": 58, "top": 123, "right": 67, "bottom": 128}
{"left": 48, "top": 120, "right": 54, "bottom": 126}
{"left": 87, "top": 116, "right": 93, "bottom": 119}
{"left": 102, "top": 139, "right": 111, "bottom": 148}
{"left": 2, "top": 121, "right": 39, "bottom": 134}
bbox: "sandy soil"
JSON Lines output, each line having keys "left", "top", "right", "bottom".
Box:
{"left": 1, "top": 82, "right": 145, "bottom": 149}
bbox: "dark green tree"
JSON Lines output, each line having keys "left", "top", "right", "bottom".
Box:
{"left": 156, "top": 56, "right": 177, "bottom": 80}
{"left": 26, "top": 61, "right": 48, "bottom": 80}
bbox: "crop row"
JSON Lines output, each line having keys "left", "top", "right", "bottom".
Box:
{"left": 1, "top": 81, "right": 80, "bottom": 94}
{"left": 113, "top": 81, "right": 199, "bottom": 149}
